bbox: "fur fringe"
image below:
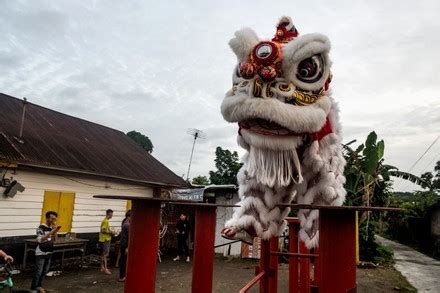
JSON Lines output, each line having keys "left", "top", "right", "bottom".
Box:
{"left": 296, "top": 102, "right": 346, "bottom": 248}
{"left": 247, "top": 146, "right": 303, "bottom": 188}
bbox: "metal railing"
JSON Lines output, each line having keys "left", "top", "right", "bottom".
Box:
{"left": 94, "top": 195, "right": 402, "bottom": 293}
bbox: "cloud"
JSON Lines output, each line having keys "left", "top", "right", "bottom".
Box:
{"left": 0, "top": 0, "right": 439, "bottom": 191}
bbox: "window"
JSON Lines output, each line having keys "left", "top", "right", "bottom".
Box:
{"left": 41, "top": 191, "right": 75, "bottom": 233}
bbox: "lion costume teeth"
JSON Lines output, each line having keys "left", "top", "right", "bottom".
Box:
{"left": 221, "top": 16, "right": 346, "bottom": 248}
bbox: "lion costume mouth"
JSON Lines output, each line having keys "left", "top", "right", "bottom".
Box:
{"left": 238, "top": 119, "right": 298, "bottom": 137}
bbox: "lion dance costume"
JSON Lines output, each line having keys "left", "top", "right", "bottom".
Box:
{"left": 221, "top": 16, "right": 346, "bottom": 248}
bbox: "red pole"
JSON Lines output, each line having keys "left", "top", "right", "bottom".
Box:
{"left": 259, "top": 240, "right": 270, "bottom": 293}
{"left": 259, "top": 238, "right": 278, "bottom": 293}
{"left": 319, "top": 209, "right": 357, "bottom": 293}
{"left": 312, "top": 246, "right": 320, "bottom": 287}
{"left": 125, "top": 200, "right": 161, "bottom": 293}
{"left": 192, "top": 206, "right": 217, "bottom": 293}
{"left": 288, "top": 219, "right": 299, "bottom": 293}
{"left": 299, "top": 240, "right": 310, "bottom": 293}
{"left": 269, "top": 237, "right": 279, "bottom": 293}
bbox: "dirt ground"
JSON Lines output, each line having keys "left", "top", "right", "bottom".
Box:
{"left": 11, "top": 256, "right": 415, "bottom": 292}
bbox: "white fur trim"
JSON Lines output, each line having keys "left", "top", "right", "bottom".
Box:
{"left": 224, "top": 97, "right": 346, "bottom": 248}
{"left": 295, "top": 98, "right": 346, "bottom": 247}
{"left": 299, "top": 229, "right": 319, "bottom": 249}
{"left": 278, "top": 16, "right": 294, "bottom": 31}
{"left": 221, "top": 93, "right": 331, "bottom": 133}
{"left": 229, "top": 27, "right": 260, "bottom": 62}
{"left": 239, "top": 130, "right": 304, "bottom": 151}
{"left": 237, "top": 135, "right": 250, "bottom": 151}
{"left": 226, "top": 170, "right": 293, "bottom": 239}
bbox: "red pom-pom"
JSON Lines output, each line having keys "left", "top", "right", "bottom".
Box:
{"left": 239, "top": 63, "right": 255, "bottom": 79}
{"left": 258, "top": 66, "right": 277, "bottom": 81}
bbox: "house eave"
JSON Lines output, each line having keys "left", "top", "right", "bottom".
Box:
{"left": 17, "top": 163, "right": 188, "bottom": 188}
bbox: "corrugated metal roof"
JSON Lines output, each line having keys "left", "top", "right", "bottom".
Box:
{"left": 0, "top": 93, "right": 186, "bottom": 187}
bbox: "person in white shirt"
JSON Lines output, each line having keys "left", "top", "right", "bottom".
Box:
{"left": 30, "top": 211, "right": 60, "bottom": 292}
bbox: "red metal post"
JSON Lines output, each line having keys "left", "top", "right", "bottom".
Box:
{"left": 259, "top": 238, "right": 278, "bottom": 293}
{"left": 125, "top": 199, "right": 161, "bottom": 293}
{"left": 240, "top": 271, "right": 265, "bottom": 293}
{"left": 269, "top": 237, "right": 279, "bottom": 293}
{"left": 319, "top": 209, "right": 357, "bottom": 293}
{"left": 260, "top": 239, "right": 270, "bottom": 293}
{"left": 288, "top": 219, "right": 299, "bottom": 293}
{"left": 192, "top": 206, "right": 217, "bottom": 293}
{"left": 299, "top": 240, "right": 310, "bottom": 293}
{"left": 312, "top": 246, "right": 320, "bottom": 287}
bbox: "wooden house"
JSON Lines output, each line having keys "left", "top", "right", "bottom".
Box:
{"left": 0, "top": 93, "right": 186, "bottom": 261}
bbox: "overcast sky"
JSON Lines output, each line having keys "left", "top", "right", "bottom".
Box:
{"left": 1, "top": 0, "right": 439, "bottom": 191}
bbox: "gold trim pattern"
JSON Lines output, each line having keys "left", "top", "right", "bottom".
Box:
{"left": 253, "top": 78, "right": 264, "bottom": 98}
{"left": 292, "top": 90, "right": 322, "bottom": 106}
{"left": 231, "top": 79, "right": 324, "bottom": 106}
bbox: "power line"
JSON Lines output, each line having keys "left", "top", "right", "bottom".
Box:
{"left": 395, "top": 135, "right": 439, "bottom": 191}
{"left": 419, "top": 152, "right": 440, "bottom": 174}
{"left": 407, "top": 135, "right": 439, "bottom": 173}
{"left": 400, "top": 151, "right": 440, "bottom": 192}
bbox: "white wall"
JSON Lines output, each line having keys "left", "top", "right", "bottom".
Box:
{"left": 0, "top": 169, "right": 153, "bottom": 238}
{"left": 214, "top": 194, "right": 242, "bottom": 256}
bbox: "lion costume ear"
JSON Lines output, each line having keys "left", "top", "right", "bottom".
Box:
{"left": 229, "top": 27, "right": 260, "bottom": 62}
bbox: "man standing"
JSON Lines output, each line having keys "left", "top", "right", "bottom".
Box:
{"left": 118, "top": 210, "right": 131, "bottom": 282}
{"left": 99, "top": 209, "right": 113, "bottom": 274}
{"left": 173, "top": 213, "right": 191, "bottom": 263}
{"left": 31, "top": 211, "right": 60, "bottom": 292}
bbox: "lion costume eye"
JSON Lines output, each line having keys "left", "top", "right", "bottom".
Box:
{"left": 296, "top": 55, "right": 324, "bottom": 83}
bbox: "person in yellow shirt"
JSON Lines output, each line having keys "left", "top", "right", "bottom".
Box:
{"left": 99, "top": 209, "right": 113, "bottom": 274}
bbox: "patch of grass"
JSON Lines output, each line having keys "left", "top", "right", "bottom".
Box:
{"left": 392, "top": 269, "right": 417, "bottom": 292}
{"left": 357, "top": 266, "right": 416, "bottom": 292}
{"left": 373, "top": 243, "right": 394, "bottom": 265}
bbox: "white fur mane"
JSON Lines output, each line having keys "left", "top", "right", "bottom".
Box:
{"left": 222, "top": 18, "right": 346, "bottom": 249}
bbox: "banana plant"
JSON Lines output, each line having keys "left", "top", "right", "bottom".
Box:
{"left": 343, "top": 132, "right": 429, "bottom": 235}
{"left": 343, "top": 131, "right": 427, "bottom": 207}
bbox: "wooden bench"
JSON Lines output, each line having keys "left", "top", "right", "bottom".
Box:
{"left": 22, "top": 238, "right": 89, "bottom": 269}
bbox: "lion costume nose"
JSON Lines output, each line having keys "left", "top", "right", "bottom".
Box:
{"left": 239, "top": 41, "right": 283, "bottom": 82}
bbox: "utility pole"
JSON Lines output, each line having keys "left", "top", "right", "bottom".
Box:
{"left": 186, "top": 128, "right": 206, "bottom": 181}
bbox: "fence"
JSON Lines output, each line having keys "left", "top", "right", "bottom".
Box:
{"left": 94, "top": 195, "right": 402, "bottom": 293}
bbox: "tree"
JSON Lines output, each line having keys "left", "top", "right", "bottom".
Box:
{"left": 192, "top": 176, "right": 210, "bottom": 186}
{"left": 343, "top": 132, "right": 426, "bottom": 207}
{"left": 420, "top": 161, "right": 440, "bottom": 191}
{"left": 421, "top": 172, "right": 434, "bottom": 190}
{"left": 126, "top": 130, "right": 153, "bottom": 153}
{"left": 343, "top": 131, "right": 427, "bottom": 262}
{"left": 209, "top": 147, "right": 243, "bottom": 185}
{"left": 386, "top": 191, "right": 439, "bottom": 257}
